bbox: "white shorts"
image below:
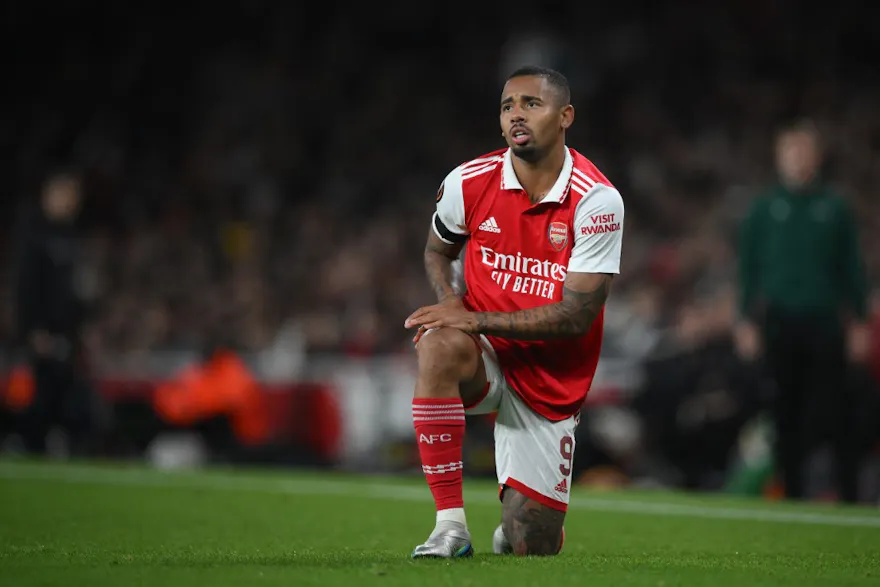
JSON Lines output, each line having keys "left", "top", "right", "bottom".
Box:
{"left": 465, "top": 334, "right": 579, "bottom": 512}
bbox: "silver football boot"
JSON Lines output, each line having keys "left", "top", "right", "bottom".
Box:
{"left": 411, "top": 521, "right": 473, "bottom": 559}
{"left": 492, "top": 524, "right": 512, "bottom": 554}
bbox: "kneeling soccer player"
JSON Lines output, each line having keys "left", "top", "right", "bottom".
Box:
{"left": 404, "top": 66, "right": 624, "bottom": 558}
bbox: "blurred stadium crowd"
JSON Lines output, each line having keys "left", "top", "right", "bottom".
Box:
{"left": 1, "top": 2, "right": 879, "bottom": 494}
{"left": 3, "top": 3, "right": 880, "bottom": 358}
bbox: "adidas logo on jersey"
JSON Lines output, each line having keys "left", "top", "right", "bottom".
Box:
{"left": 554, "top": 478, "right": 569, "bottom": 494}
{"left": 479, "top": 217, "right": 501, "bottom": 233}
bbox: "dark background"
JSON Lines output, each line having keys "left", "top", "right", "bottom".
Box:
{"left": 1, "top": 0, "right": 878, "bottom": 499}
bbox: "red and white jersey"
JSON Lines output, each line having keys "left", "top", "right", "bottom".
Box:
{"left": 432, "top": 147, "right": 624, "bottom": 421}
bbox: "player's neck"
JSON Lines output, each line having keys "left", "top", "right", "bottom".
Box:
{"left": 511, "top": 143, "right": 566, "bottom": 204}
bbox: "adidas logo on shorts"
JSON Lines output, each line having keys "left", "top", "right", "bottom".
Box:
{"left": 554, "top": 478, "right": 568, "bottom": 494}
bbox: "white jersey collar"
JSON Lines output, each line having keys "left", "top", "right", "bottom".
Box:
{"left": 501, "top": 146, "right": 573, "bottom": 203}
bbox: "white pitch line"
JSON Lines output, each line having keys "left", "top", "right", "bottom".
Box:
{"left": 1, "top": 462, "right": 879, "bottom": 529}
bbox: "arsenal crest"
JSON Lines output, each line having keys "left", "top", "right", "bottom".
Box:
{"left": 548, "top": 221, "right": 568, "bottom": 251}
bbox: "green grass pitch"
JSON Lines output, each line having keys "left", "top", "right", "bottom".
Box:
{"left": 1, "top": 460, "right": 878, "bottom": 586}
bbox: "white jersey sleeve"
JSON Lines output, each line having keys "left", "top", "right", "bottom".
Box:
{"left": 567, "top": 184, "right": 624, "bottom": 274}
{"left": 432, "top": 167, "right": 468, "bottom": 244}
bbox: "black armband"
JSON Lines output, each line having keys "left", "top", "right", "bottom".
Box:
{"left": 433, "top": 213, "right": 468, "bottom": 244}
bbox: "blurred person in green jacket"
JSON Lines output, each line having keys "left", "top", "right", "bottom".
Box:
{"left": 735, "top": 120, "right": 870, "bottom": 503}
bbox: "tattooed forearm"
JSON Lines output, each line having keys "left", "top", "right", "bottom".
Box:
{"left": 424, "top": 232, "right": 464, "bottom": 303}
{"left": 501, "top": 488, "right": 565, "bottom": 556}
{"left": 475, "top": 275, "right": 612, "bottom": 340}
{"left": 424, "top": 250, "right": 455, "bottom": 302}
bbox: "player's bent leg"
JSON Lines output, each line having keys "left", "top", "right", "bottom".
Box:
{"left": 414, "top": 327, "right": 487, "bottom": 402}
{"left": 499, "top": 486, "right": 565, "bottom": 556}
{"left": 411, "top": 327, "right": 487, "bottom": 559}
{"left": 491, "top": 388, "right": 575, "bottom": 557}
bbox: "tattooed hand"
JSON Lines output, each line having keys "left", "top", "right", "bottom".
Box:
{"left": 405, "top": 298, "right": 478, "bottom": 334}
{"left": 410, "top": 297, "right": 467, "bottom": 346}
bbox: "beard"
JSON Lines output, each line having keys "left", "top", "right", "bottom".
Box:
{"left": 510, "top": 142, "right": 544, "bottom": 163}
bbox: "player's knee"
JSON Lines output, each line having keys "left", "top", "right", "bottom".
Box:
{"left": 501, "top": 515, "right": 563, "bottom": 557}
{"left": 500, "top": 494, "right": 565, "bottom": 557}
{"left": 415, "top": 328, "right": 478, "bottom": 379}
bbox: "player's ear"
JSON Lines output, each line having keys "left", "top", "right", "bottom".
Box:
{"left": 560, "top": 105, "right": 574, "bottom": 130}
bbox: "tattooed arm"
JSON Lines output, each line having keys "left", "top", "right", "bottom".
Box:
{"left": 474, "top": 272, "right": 612, "bottom": 340}
{"left": 404, "top": 271, "right": 613, "bottom": 340}
{"left": 423, "top": 228, "right": 465, "bottom": 303}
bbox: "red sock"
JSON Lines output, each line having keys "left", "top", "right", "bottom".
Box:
{"left": 413, "top": 397, "right": 465, "bottom": 511}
